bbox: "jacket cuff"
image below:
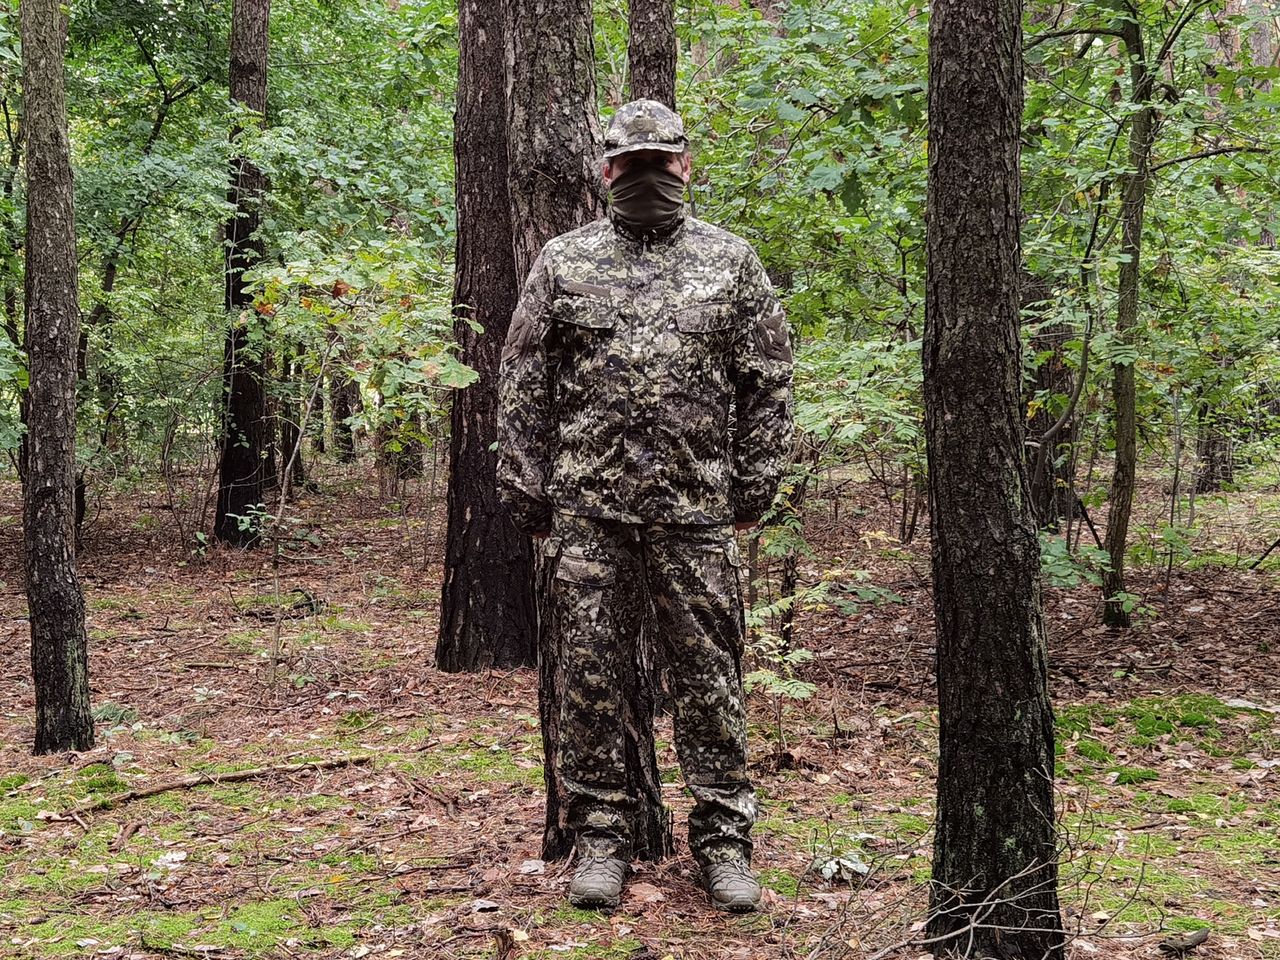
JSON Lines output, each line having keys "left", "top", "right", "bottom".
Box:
{"left": 503, "top": 487, "right": 552, "bottom": 536}
{"left": 731, "top": 486, "right": 774, "bottom": 526}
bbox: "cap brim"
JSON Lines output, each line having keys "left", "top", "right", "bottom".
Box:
{"left": 603, "top": 141, "right": 687, "bottom": 160}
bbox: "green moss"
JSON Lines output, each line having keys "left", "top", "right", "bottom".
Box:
{"left": 1167, "top": 916, "right": 1214, "bottom": 932}
{"left": 77, "top": 764, "right": 127, "bottom": 795}
{"left": 0, "top": 773, "right": 30, "bottom": 792}
{"left": 337, "top": 709, "right": 378, "bottom": 732}
{"left": 1057, "top": 704, "right": 1104, "bottom": 735}
{"left": 225, "top": 628, "right": 266, "bottom": 652}
{"left": 1075, "top": 739, "right": 1114, "bottom": 764}
{"left": 319, "top": 850, "right": 380, "bottom": 873}
{"left": 1194, "top": 829, "right": 1277, "bottom": 864}
{"left": 215, "top": 899, "right": 305, "bottom": 945}
{"left": 396, "top": 737, "right": 541, "bottom": 786}
{"left": 1110, "top": 765, "right": 1159, "bottom": 785}
{"left": 549, "top": 903, "right": 609, "bottom": 924}
{"left": 758, "top": 867, "right": 799, "bottom": 897}
{"left": 526, "top": 937, "right": 646, "bottom": 959}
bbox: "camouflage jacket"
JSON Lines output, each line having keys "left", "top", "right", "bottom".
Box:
{"left": 497, "top": 206, "right": 794, "bottom": 533}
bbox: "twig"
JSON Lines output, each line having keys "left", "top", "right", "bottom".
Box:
{"left": 63, "top": 755, "right": 373, "bottom": 816}
{"left": 1251, "top": 536, "right": 1280, "bottom": 570}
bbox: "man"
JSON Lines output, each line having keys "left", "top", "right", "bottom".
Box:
{"left": 497, "top": 100, "right": 794, "bottom": 913}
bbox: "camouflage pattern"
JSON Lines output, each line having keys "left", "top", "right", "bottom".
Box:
{"left": 495, "top": 173, "right": 793, "bottom": 870}
{"left": 497, "top": 206, "right": 794, "bottom": 534}
{"left": 602, "top": 99, "right": 688, "bottom": 159}
{"left": 545, "top": 510, "right": 756, "bottom": 866}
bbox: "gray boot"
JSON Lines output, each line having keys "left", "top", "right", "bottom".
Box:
{"left": 704, "top": 860, "right": 762, "bottom": 912}
{"left": 568, "top": 854, "right": 628, "bottom": 909}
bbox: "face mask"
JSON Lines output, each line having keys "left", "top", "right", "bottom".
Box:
{"left": 608, "top": 161, "right": 686, "bottom": 232}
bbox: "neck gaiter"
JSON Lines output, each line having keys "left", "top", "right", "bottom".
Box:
{"left": 608, "top": 163, "right": 686, "bottom": 233}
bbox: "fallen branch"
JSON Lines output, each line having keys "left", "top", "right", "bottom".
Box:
{"left": 1250, "top": 536, "right": 1280, "bottom": 570}
{"left": 63, "top": 755, "right": 373, "bottom": 816}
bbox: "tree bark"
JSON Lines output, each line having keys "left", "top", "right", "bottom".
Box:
{"left": 21, "top": 0, "right": 95, "bottom": 755}
{"left": 507, "top": 0, "right": 672, "bottom": 863}
{"left": 330, "top": 374, "right": 356, "bottom": 462}
{"left": 1024, "top": 272, "right": 1079, "bottom": 530}
{"left": 437, "top": 0, "right": 537, "bottom": 673}
{"left": 1101, "top": 18, "right": 1154, "bottom": 629}
{"left": 278, "top": 344, "right": 305, "bottom": 494}
{"left": 628, "top": 0, "right": 676, "bottom": 108}
{"left": 214, "top": 0, "right": 272, "bottom": 546}
{"left": 924, "top": 0, "right": 1063, "bottom": 954}
{"left": 397, "top": 409, "right": 424, "bottom": 480}
{"left": 311, "top": 380, "right": 325, "bottom": 454}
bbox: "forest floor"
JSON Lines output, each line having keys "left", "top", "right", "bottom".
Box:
{"left": 0, "top": 464, "right": 1277, "bottom": 960}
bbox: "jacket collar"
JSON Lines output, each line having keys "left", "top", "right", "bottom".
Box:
{"left": 608, "top": 202, "right": 689, "bottom": 247}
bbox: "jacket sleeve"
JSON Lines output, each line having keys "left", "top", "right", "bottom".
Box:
{"left": 728, "top": 247, "right": 795, "bottom": 524}
{"left": 497, "top": 247, "right": 557, "bottom": 535}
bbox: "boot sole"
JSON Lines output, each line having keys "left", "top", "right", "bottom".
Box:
{"left": 712, "top": 899, "right": 760, "bottom": 913}
{"left": 568, "top": 894, "right": 620, "bottom": 910}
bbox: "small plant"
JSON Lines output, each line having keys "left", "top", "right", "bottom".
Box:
{"left": 1038, "top": 533, "right": 1110, "bottom": 588}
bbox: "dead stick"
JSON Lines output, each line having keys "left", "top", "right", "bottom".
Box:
{"left": 64, "top": 756, "right": 373, "bottom": 816}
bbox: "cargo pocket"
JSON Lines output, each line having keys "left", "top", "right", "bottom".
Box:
{"left": 550, "top": 547, "right": 617, "bottom": 639}
{"left": 554, "top": 550, "right": 617, "bottom": 586}
{"left": 685, "top": 537, "right": 746, "bottom": 665}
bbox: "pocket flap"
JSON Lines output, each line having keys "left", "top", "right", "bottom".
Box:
{"left": 556, "top": 280, "right": 621, "bottom": 330}
{"left": 554, "top": 552, "right": 616, "bottom": 585}
{"left": 557, "top": 298, "right": 618, "bottom": 330}
{"left": 674, "top": 300, "right": 735, "bottom": 333}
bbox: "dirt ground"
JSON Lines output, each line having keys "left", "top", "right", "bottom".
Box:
{"left": 0, "top": 464, "right": 1277, "bottom": 960}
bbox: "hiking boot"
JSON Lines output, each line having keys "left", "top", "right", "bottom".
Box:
{"left": 568, "top": 854, "right": 628, "bottom": 909}
{"left": 704, "top": 859, "right": 761, "bottom": 913}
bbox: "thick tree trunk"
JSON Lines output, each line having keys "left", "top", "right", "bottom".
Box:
{"left": 21, "top": 0, "right": 95, "bottom": 755}
{"left": 214, "top": 0, "right": 271, "bottom": 546}
{"left": 924, "top": 0, "right": 1063, "bottom": 955}
{"left": 628, "top": 0, "right": 676, "bottom": 108}
{"left": 1102, "top": 20, "right": 1154, "bottom": 629}
{"left": 437, "top": 0, "right": 537, "bottom": 673}
{"left": 507, "top": 0, "right": 671, "bottom": 863}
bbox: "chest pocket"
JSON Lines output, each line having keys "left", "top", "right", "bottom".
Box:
{"left": 673, "top": 300, "right": 735, "bottom": 334}
{"left": 556, "top": 280, "right": 621, "bottom": 332}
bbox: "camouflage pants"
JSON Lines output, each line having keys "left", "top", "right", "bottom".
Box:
{"left": 544, "top": 510, "right": 757, "bottom": 867}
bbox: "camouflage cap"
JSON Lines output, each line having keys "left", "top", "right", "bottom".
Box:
{"left": 602, "top": 99, "right": 688, "bottom": 159}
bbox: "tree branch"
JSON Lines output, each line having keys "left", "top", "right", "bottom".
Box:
{"left": 1149, "top": 145, "right": 1270, "bottom": 173}
{"left": 1025, "top": 27, "right": 1124, "bottom": 50}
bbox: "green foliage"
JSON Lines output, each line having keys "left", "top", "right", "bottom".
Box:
{"left": 1039, "top": 533, "right": 1111, "bottom": 587}
{"left": 0, "top": 0, "right": 1277, "bottom": 602}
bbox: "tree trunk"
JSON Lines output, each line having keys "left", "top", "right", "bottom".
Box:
{"left": 923, "top": 0, "right": 1063, "bottom": 954}
{"left": 21, "top": 0, "right": 95, "bottom": 755}
{"left": 279, "top": 344, "right": 305, "bottom": 494}
{"left": 213, "top": 0, "right": 271, "bottom": 546}
{"left": 628, "top": 0, "right": 676, "bottom": 108}
{"left": 331, "top": 374, "right": 356, "bottom": 462}
{"left": 396, "top": 410, "right": 424, "bottom": 480}
{"left": 1024, "top": 272, "right": 1079, "bottom": 530}
{"left": 437, "top": 0, "right": 537, "bottom": 673}
{"left": 507, "top": 0, "right": 672, "bottom": 863}
{"left": 1102, "top": 19, "right": 1154, "bottom": 629}
{"left": 312, "top": 380, "right": 325, "bottom": 454}
{"left": 1194, "top": 393, "right": 1235, "bottom": 494}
